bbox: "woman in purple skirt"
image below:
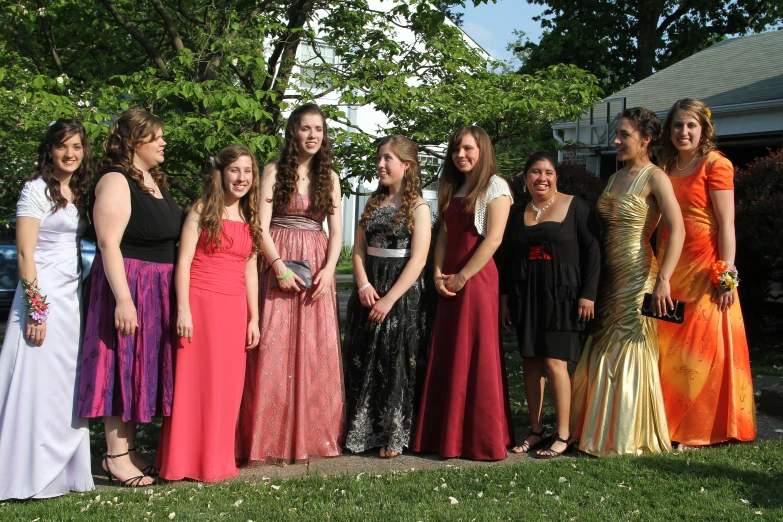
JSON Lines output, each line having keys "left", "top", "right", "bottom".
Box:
{"left": 78, "top": 109, "right": 182, "bottom": 487}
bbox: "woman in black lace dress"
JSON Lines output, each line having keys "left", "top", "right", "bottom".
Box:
{"left": 343, "top": 135, "right": 432, "bottom": 458}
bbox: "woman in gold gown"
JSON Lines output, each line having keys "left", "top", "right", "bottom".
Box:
{"left": 570, "top": 108, "right": 685, "bottom": 457}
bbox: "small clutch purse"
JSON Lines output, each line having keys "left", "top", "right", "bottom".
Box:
{"left": 641, "top": 293, "right": 686, "bottom": 324}
{"left": 270, "top": 260, "right": 313, "bottom": 289}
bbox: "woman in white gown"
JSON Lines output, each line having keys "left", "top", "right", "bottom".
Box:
{"left": 0, "top": 120, "right": 95, "bottom": 500}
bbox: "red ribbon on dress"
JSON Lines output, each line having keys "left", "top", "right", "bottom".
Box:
{"left": 529, "top": 245, "right": 553, "bottom": 260}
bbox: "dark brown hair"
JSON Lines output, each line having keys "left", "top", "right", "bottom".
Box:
{"left": 198, "top": 145, "right": 263, "bottom": 254}
{"left": 31, "top": 119, "right": 94, "bottom": 217}
{"left": 359, "top": 135, "right": 423, "bottom": 232}
{"left": 437, "top": 126, "right": 498, "bottom": 219}
{"left": 272, "top": 103, "right": 335, "bottom": 217}
{"left": 660, "top": 98, "right": 717, "bottom": 173}
{"left": 99, "top": 108, "right": 167, "bottom": 193}
{"left": 620, "top": 107, "right": 662, "bottom": 162}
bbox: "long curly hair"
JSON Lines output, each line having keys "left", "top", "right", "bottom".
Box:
{"left": 198, "top": 145, "right": 263, "bottom": 254}
{"left": 660, "top": 98, "right": 717, "bottom": 173}
{"left": 359, "top": 135, "right": 423, "bottom": 232}
{"left": 272, "top": 103, "right": 335, "bottom": 217}
{"left": 30, "top": 119, "right": 94, "bottom": 217}
{"left": 99, "top": 108, "right": 167, "bottom": 193}
{"left": 437, "top": 126, "right": 498, "bottom": 219}
{"left": 619, "top": 107, "right": 662, "bottom": 164}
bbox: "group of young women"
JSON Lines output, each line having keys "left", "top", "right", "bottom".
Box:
{"left": 0, "top": 97, "right": 756, "bottom": 500}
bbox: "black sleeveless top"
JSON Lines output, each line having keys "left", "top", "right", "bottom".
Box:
{"left": 100, "top": 169, "right": 182, "bottom": 263}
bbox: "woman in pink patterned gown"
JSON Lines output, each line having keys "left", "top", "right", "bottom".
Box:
{"left": 237, "top": 104, "right": 344, "bottom": 464}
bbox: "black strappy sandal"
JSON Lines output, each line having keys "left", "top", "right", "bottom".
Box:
{"left": 103, "top": 451, "right": 156, "bottom": 487}
{"left": 510, "top": 428, "right": 551, "bottom": 454}
{"left": 128, "top": 446, "right": 159, "bottom": 477}
{"left": 532, "top": 434, "right": 569, "bottom": 460}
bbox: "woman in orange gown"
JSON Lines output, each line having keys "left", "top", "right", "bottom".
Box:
{"left": 657, "top": 98, "right": 756, "bottom": 449}
{"left": 157, "top": 145, "right": 262, "bottom": 481}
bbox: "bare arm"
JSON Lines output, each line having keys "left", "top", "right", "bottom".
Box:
{"left": 710, "top": 189, "right": 737, "bottom": 311}
{"left": 16, "top": 217, "right": 45, "bottom": 345}
{"left": 93, "top": 172, "right": 135, "bottom": 336}
{"left": 649, "top": 170, "right": 684, "bottom": 315}
{"left": 245, "top": 254, "right": 260, "bottom": 348}
{"left": 444, "top": 195, "right": 511, "bottom": 293}
{"left": 175, "top": 205, "right": 200, "bottom": 342}
{"left": 352, "top": 213, "right": 381, "bottom": 308}
{"left": 312, "top": 171, "right": 343, "bottom": 300}
{"left": 432, "top": 220, "right": 455, "bottom": 297}
{"left": 369, "top": 203, "right": 432, "bottom": 323}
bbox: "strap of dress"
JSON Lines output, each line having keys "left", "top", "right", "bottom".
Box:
{"left": 604, "top": 172, "right": 620, "bottom": 194}
{"left": 629, "top": 164, "right": 656, "bottom": 197}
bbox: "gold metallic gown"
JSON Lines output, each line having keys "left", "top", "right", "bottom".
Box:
{"left": 570, "top": 165, "right": 672, "bottom": 457}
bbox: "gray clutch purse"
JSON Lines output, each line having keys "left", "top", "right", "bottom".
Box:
{"left": 270, "top": 260, "right": 313, "bottom": 289}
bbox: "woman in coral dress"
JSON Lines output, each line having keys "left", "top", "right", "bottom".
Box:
{"left": 237, "top": 104, "right": 344, "bottom": 464}
{"left": 412, "top": 126, "right": 514, "bottom": 461}
{"left": 157, "top": 145, "right": 261, "bottom": 481}
{"left": 570, "top": 108, "right": 684, "bottom": 457}
{"left": 657, "top": 98, "right": 756, "bottom": 449}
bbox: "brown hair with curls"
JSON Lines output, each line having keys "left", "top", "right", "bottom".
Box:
{"left": 437, "top": 125, "right": 498, "bottom": 219}
{"left": 272, "top": 103, "right": 335, "bottom": 217}
{"left": 31, "top": 119, "right": 94, "bottom": 217}
{"left": 660, "top": 98, "right": 717, "bottom": 173}
{"left": 197, "top": 145, "right": 263, "bottom": 254}
{"left": 99, "top": 108, "right": 167, "bottom": 193}
{"left": 359, "top": 135, "right": 423, "bottom": 232}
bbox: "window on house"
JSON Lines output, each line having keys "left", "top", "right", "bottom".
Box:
{"left": 297, "top": 42, "right": 336, "bottom": 90}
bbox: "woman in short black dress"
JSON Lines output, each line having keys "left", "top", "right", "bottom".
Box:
{"left": 500, "top": 151, "right": 601, "bottom": 459}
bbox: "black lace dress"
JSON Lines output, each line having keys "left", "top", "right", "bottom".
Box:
{"left": 343, "top": 205, "right": 429, "bottom": 454}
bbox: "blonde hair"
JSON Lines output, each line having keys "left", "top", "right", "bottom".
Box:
{"left": 661, "top": 98, "right": 717, "bottom": 173}
{"left": 359, "top": 135, "right": 423, "bottom": 232}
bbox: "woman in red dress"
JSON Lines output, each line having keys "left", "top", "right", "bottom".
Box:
{"left": 157, "top": 145, "right": 262, "bottom": 482}
{"left": 412, "top": 126, "right": 515, "bottom": 461}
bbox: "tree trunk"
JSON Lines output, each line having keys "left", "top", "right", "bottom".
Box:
{"left": 634, "top": 1, "right": 664, "bottom": 82}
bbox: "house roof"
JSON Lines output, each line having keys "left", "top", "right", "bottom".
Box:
{"left": 579, "top": 29, "right": 783, "bottom": 123}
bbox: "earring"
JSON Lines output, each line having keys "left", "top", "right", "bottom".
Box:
{"left": 522, "top": 184, "right": 527, "bottom": 193}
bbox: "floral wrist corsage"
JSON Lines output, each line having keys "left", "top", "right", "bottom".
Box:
{"left": 709, "top": 261, "right": 739, "bottom": 291}
{"left": 21, "top": 278, "right": 49, "bottom": 323}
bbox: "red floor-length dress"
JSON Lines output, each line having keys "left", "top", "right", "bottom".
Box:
{"left": 158, "top": 220, "right": 252, "bottom": 482}
{"left": 412, "top": 198, "right": 514, "bottom": 461}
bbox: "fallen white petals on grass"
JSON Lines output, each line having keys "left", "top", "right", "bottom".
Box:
{"left": 477, "top": 492, "right": 483, "bottom": 498}
{"left": 756, "top": 511, "right": 763, "bottom": 516}
{"left": 94, "top": 495, "right": 101, "bottom": 502}
{"left": 559, "top": 477, "right": 568, "bottom": 483}
{"left": 699, "top": 487, "right": 705, "bottom": 494}
{"left": 234, "top": 500, "right": 243, "bottom": 507}
{"left": 448, "top": 497, "right": 459, "bottom": 505}
{"left": 433, "top": 486, "right": 439, "bottom": 492}
{"left": 270, "top": 485, "right": 281, "bottom": 491}
{"left": 356, "top": 473, "right": 365, "bottom": 481}
{"left": 742, "top": 499, "right": 751, "bottom": 505}
{"left": 775, "top": 429, "right": 783, "bottom": 434}
{"left": 168, "top": 513, "right": 176, "bottom": 520}
{"left": 545, "top": 490, "right": 554, "bottom": 496}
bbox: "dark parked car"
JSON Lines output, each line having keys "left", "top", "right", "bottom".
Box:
{"left": 0, "top": 220, "right": 96, "bottom": 311}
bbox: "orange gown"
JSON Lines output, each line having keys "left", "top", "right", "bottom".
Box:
{"left": 657, "top": 151, "right": 756, "bottom": 446}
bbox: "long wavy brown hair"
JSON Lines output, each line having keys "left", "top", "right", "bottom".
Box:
{"left": 31, "top": 119, "right": 94, "bottom": 217}
{"left": 272, "top": 103, "right": 335, "bottom": 217}
{"left": 359, "top": 135, "right": 423, "bottom": 232}
{"left": 198, "top": 145, "right": 263, "bottom": 254}
{"left": 661, "top": 98, "right": 717, "bottom": 173}
{"left": 437, "top": 125, "right": 498, "bottom": 219}
{"left": 99, "top": 108, "right": 167, "bottom": 193}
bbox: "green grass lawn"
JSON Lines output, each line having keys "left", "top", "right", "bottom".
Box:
{"left": 3, "top": 442, "right": 781, "bottom": 521}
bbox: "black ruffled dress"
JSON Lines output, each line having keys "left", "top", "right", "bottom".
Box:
{"left": 500, "top": 196, "right": 601, "bottom": 362}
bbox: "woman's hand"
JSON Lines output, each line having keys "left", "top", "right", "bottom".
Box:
{"left": 434, "top": 276, "right": 457, "bottom": 298}
{"left": 115, "top": 298, "right": 138, "bottom": 337}
{"left": 443, "top": 273, "right": 467, "bottom": 294}
{"left": 651, "top": 277, "right": 674, "bottom": 317}
{"left": 499, "top": 296, "right": 513, "bottom": 331}
{"left": 246, "top": 319, "right": 260, "bottom": 350}
{"left": 177, "top": 309, "right": 193, "bottom": 343}
{"left": 369, "top": 296, "right": 395, "bottom": 323}
{"left": 312, "top": 268, "right": 334, "bottom": 300}
{"left": 711, "top": 286, "right": 736, "bottom": 313}
{"left": 577, "top": 298, "right": 595, "bottom": 322}
{"left": 358, "top": 283, "right": 380, "bottom": 308}
{"left": 274, "top": 260, "right": 305, "bottom": 292}
{"left": 25, "top": 317, "right": 46, "bottom": 346}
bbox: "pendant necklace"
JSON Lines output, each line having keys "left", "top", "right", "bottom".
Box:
{"left": 530, "top": 196, "right": 556, "bottom": 221}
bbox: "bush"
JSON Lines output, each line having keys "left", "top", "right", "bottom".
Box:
{"left": 734, "top": 149, "right": 783, "bottom": 327}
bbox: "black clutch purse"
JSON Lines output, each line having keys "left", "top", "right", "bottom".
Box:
{"left": 641, "top": 293, "right": 685, "bottom": 324}
{"left": 270, "top": 260, "right": 313, "bottom": 289}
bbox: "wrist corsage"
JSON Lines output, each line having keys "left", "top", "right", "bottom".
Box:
{"left": 21, "top": 278, "right": 49, "bottom": 323}
{"left": 709, "top": 261, "right": 739, "bottom": 291}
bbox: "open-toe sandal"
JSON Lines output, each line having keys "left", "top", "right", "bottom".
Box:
{"left": 532, "top": 434, "right": 569, "bottom": 460}
{"left": 129, "top": 446, "right": 159, "bottom": 476}
{"left": 510, "top": 428, "right": 550, "bottom": 454}
{"left": 103, "top": 452, "right": 156, "bottom": 487}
